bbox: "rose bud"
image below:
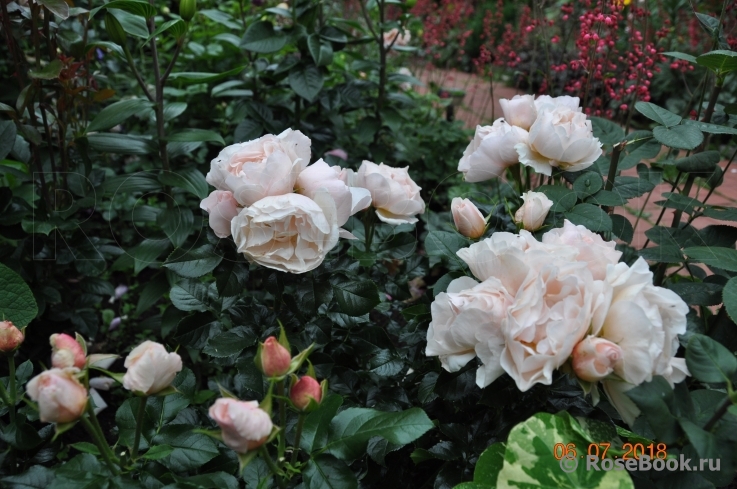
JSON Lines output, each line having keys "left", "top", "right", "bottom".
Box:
{"left": 122, "top": 341, "right": 182, "bottom": 395}
{"left": 200, "top": 190, "right": 240, "bottom": 238}
{"left": 499, "top": 94, "right": 538, "bottom": 131}
{"left": 451, "top": 198, "right": 486, "bottom": 239}
{"left": 514, "top": 191, "right": 553, "bottom": 231}
{"left": 256, "top": 337, "right": 291, "bottom": 377}
{"left": 0, "top": 321, "right": 24, "bottom": 353}
{"left": 209, "top": 398, "right": 273, "bottom": 453}
{"left": 572, "top": 337, "right": 623, "bottom": 383}
{"left": 50, "top": 333, "right": 86, "bottom": 369}
{"left": 290, "top": 376, "right": 322, "bottom": 411}
{"left": 26, "top": 368, "right": 88, "bottom": 423}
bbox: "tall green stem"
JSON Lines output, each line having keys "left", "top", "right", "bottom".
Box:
{"left": 131, "top": 396, "right": 147, "bottom": 460}
{"left": 276, "top": 380, "right": 286, "bottom": 461}
{"left": 363, "top": 209, "right": 376, "bottom": 252}
{"left": 80, "top": 415, "right": 119, "bottom": 474}
{"left": 260, "top": 446, "right": 286, "bottom": 489}
{"left": 290, "top": 413, "right": 306, "bottom": 466}
{"left": 7, "top": 355, "right": 16, "bottom": 423}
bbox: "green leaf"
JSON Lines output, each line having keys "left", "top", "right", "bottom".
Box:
{"left": 289, "top": 64, "right": 324, "bottom": 102}
{"left": 324, "top": 407, "right": 434, "bottom": 462}
{"left": 668, "top": 282, "right": 723, "bottom": 306}
{"left": 626, "top": 377, "right": 681, "bottom": 443}
{"left": 573, "top": 172, "right": 603, "bottom": 199}
{"left": 663, "top": 51, "right": 697, "bottom": 63}
{"left": 152, "top": 425, "right": 219, "bottom": 472}
{"left": 70, "top": 442, "right": 100, "bottom": 455}
{"left": 681, "top": 118, "right": 737, "bottom": 135}
{"left": 635, "top": 102, "right": 682, "bottom": 127}
{"left": 0, "top": 465, "right": 55, "bottom": 489}
{"left": 696, "top": 50, "right": 737, "bottom": 74}
{"left": 86, "top": 133, "right": 155, "bottom": 155}
{"left": 610, "top": 215, "right": 633, "bottom": 244}
{"left": 424, "top": 231, "right": 470, "bottom": 269}
{"left": 164, "top": 245, "right": 222, "bottom": 278}
{"left": 619, "top": 138, "right": 662, "bottom": 170}
{"left": 589, "top": 116, "right": 624, "bottom": 145}
{"left": 675, "top": 151, "right": 720, "bottom": 173}
{"left": 685, "top": 334, "right": 737, "bottom": 384}
{"left": 102, "top": 173, "right": 161, "bottom": 194}
{"left": 0, "top": 263, "right": 38, "bottom": 327}
{"left": 158, "top": 167, "right": 209, "bottom": 198}
{"left": 0, "top": 121, "right": 18, "bottom": 165}
{"left": 240, "top": 21, "right": 288, "bottom": 53}
{"left": 89, "top": 0, "right": 156, "bottom": 19}
{"left": 301, "top": 394, "right": 343, "bottom": 453}
{"left": 157, "top": 207, "right": 194, "bottom": 248}
{"left": 495, "top": 412, "right": 634, "bottom": 488}
{"left": 330, "top": 277, "right": 380, "bottom": 317}
{"left": 142, "top": 444, "right": 174, "bottom": 460}
{"left": 564, "top": 203, "right": 612, "bottom": 232}
{"left": 538, "top": 185, "right": 577, "bottom": 212}
{"left": 28, "top": 60, "right": 63, "bottom": 80}
{"left": 168, "top": 66, "right": 247, "bottom": 85}
{"left": 655, "top": 192, "right": 699, "bottom": 215}
{"left": 653, "top": 125, "right": 704, "bottom": 150}
{"left": 473, "top": 442, "right": 506, "bottom": 487}
{"left": 638, "top": 245, "right": 684, "bottom": 263}
{"left": 612, "top": 176, "right": 655, "bottom": 199}
{"left": 107, "top": 9, "right": 149, "bottom": 38}
{"left": 86, "top": 98, "right": 152, "bottom": 133}
{"left": 170, "top": 281, "right": 211, "bottom": 313}
{"left": 163, "top": 102, "right": 187, "bottom": 122}
{"left": 586, "top": 190, "right": 627, "bottom": 206}
{"left": 703, "top": 206, "right": 737, "bottom": 221}
{"left": 303, "top": 454, "right": 358, "bottom": 489}
{"left": 723, "top": 277, "right": 737, "bottom": 323}
{"left": 199, "top": 9, "right": 241, "bottom": 29}
{"left": 678, "top": 419, "right": 720, "bottom": 461}
{"left": 167, "top": 129, "right": 224, "bottom": 146}
{"left": 684, "top": 246, "right": 737, "bottom": 272}
{"left": 37, "top": 0, "right": 69, "bottom": 18}
{"left": 143, "top": 18, "right": 186, "bottom": 43}
{"left": 131, "top": 239, "right": 170, "bottom": 275}
{"left": 203, "top": 326, "right": 257, "bottom": 358}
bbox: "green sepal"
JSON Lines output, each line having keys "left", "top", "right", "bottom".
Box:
{"left": 152, "top": 385, "right": 179, "bottom": 397}
{"left": 305, "top": 360, "right": 316, "bottom": 379}
{"left": 89, "top": 367, "right": 125, "bottom": 384}
{"left": 287, "top": 343, "right": 315, "bottom": 375}
{"left": 237, "top": 450, "right": 259, "bottom": 474}
{"left": 53, "top": 419, "right": 79, "bottom": 441}
{"left": 193, "top": 428, "right": 223, "bottom": 442}
{"left": 218, "top": 383, "right": 238, "bottom": 399}
{"left": 277, "top": 320, "right": 290, "bottom": 351}
{"left": 75, "top": 332, "right": 88, "bottom": 357}
{"left": 260, "top": 382, "right": 274, "bottom": 415}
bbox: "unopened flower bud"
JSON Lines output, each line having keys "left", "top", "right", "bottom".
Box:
{"left": 0, "top": 321, "right": 24, "bottom": 353}
{"left": 514, "top": 191, "right": 553, "bottom": 231}
{"left": 256, "top": 337, "right": 291, "bottom": 377}
{"left": 290, "top": 376, "right": 322, "bottom": 411}
{"left": 572, "top": 336, "right": 623, "bottom": 382}
{"left": 209, "top": 398, "right": 273, "bottom": 453}
{"left": 179, "top": 0, "right": 196, "bottom": 22}
{"left": 104, "top": 12, "right": 127, "bottom": 46}
{"left": 451, "top": 198, "right": 486, "bottom": 239}
{"left": 50, "top": 333, "right": 86, "bottom": 369}
{"left": 26, "top": 368, "right": 88, "bottom": 423}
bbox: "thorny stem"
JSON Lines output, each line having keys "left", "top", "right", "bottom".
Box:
{"left": 703, "top": 396, "right": 733, "bottom": 432}
{"left": 260, "top": 446, "right": 286, "bottom": 489}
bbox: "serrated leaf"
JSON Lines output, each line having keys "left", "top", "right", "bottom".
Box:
{"left": 164, "top": 245, "right": 222, "bottom": 278}
{"left": 635, "top": 102, "right": 682, "bottom": 127}
{"left": 303, "top": 454, "right": 358, "bottom": 489}
{"left": 170, "top": 281, "right": 211, "bottom": 312}
{"left": 564, "top": 203, "right": 612, "bottom": 232}
{"left": 0, "top": 263, "right": 38, "bottom": 327}
{"left": 203, "top": 327, "right": 257, "bottom": 358}
{"left": 675, "top": 151, "right": 720, "bottom": 173}
{"left": 330, "top": 277, "right": 380, "bottom": 317}
{"left": 653, "top": 125, "right": 703, "bottom": 150}
{"left": 289, "top": 64, "right": 324, "bottom": 102}
{"left": 686, "top": 334, "right": 737, "bottom": 384}
{"left": 684, "top": 246, "right": 737, "bottom": 272}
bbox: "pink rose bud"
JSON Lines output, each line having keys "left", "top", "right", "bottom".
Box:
{"left": 572, "top": 336, "right": 623, "bottom": 382}
{"left": 122, "top": 341, "right": 182, "bottom": 395}
{"left": 258, "top": 337, "right": 291, "bottom": 377}
{"left": 200, "top": 190, "right": 240, "bottom": 238}
{"left": 26, "top": 368, "right": 88, "bottom": 423}
{"left": 451, "top": 198, "right": 486, "bottom": 239}
{"left": 514, "top": 191, "right": 553, "bottom": 231}
{"left": 209, "top": 398, "right": 273, "bottom": 453}
{"left": 290, "top": 376, "right": 322, "bottom": 411}
{"left": 325, "top": 148, "right": 348, "bottom": 161}
{"left": 50, "top": 333, "right": 86, "bottom": 369}
{"left": 0, "top": 321, "right": 24, "bottom": 352}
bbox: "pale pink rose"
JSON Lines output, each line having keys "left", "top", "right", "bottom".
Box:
{"left": 515, "top": 106, "right": 601, "bottom": 176}
{"left": 257, "top": 337, "right": 291, "bottom": 377}
{"left": 542, "top": 219, "right": 622, "bottom": 280}
{"left": 595, "top": 257, "right": 689, "bottom": 425}
{"left": 200, "top": 190, "right": 240, "bottom": 238}
{"left": 290, "top": 376, "right": 322, "bottom": 411}
{"left": 500, "top": 263, "right": 612, "bottom": 391}
{"left": 122, "top": 341, "right": 182, "bottom": 395}
{"left": 230, "top": 192, "right": 339, "bottom": 273}
{"left": 572, "top": 336, "right": 623, "bottom": 382}
{"left": 451, "top": 198, "right": 486, "bottom": 239}
{"left": 206, "top": 129, "right": 311, "bottom": 206}
{"left": 296, "top": 159, "right": 372, "bottom": 228}
{"left": 26, "top": 368, "right": 87, "bottom": 423}
{"left": 534, "top": 95, "right": 582, "bottom": 112}
{"left": 514, "top": 191, "right": 553, "bottom": 231}
{"left": 354, "top": 161, "right": 425, "bottom": 225}
{"left": 50, "top": 333, "right": 86, "bottom": 369}
{"left": 458, "top": 120, "right": 528, "bottom": 182}
{"left": 426, "top": 276, "right": 512, "bottom": 386}
{"left": 383, "top": 27, "right": 411, "bottom": 48}
{"left": 0, "top": 321, "right": 23, "bottom": 352}
{"left": 209, "top": 398, "right": 273, "bottom": 453}
{"left": 500, "top": 94, "right": 537, "bottom": 131}
{"left": 325, "top": 149, "right": 348, "bottom": 161}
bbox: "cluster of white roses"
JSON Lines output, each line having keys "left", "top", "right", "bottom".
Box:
{"left": 425, "top": 220, "right": 689, "bottom": 425}
{"left": 200, "top": 129, "right": 425, "bottom": 274}
{"left": 458, "top": 94, "right": 603, "bottom": 180}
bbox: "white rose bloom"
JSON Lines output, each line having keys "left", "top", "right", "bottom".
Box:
{"left": 426, "top": 276, "right": 512, "bottom": 386}
{"left": 122, "top": 341, "right": 182, "bottom": 395}
{"left": 514, "top": 191, "right": 553, "bottom": 231}
{"left": 231, "top": 191, "right": 339, "bottom": 274}
{"left": 458, "top": 120, "right": 528, "bottom": 182}
{"left": 595, "top": 257, "right": 690, "bottom": 425}
{"left": 451, "top": 197, "right": 486, "bottom": 239}
{"left": 354, "top": 161, "right": 425, "bottom": 225}
{"left": 499, "top": 94, "right": 537, "bottom": 131}
{"left": 200, "top": 190, "right": 240, "bottom": 238}
{"left": 296, "top": 159, "right": 372, "bottom": 234}
{"left": 534, "top": 95, "right": 582, "bottom": 112}
{"left": 515, "top": 106, "right": 602, "bottom": 176}
{"left": 206, "top": 129, "right": 311, "bottom": 206}
{"left": 542, "top": 219, "right": 622, "bottom": 280}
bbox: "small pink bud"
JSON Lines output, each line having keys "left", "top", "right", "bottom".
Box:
{"left": 451, "top": 198, "right": 486, "bottom": 239}
{"left": 50, "top": 333, "right": 86, "bottom": 369}
{"left": 259, "top": 337, "right": 291, "bottom": 377}
{"left": 290, "top": 376, "right": 322, "bottom": 411}
{"left": 572, "top": 336, "right": 623, "bottom": 382}
{"left": 0, "top": 321, "right": 24, "bottom": 352}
